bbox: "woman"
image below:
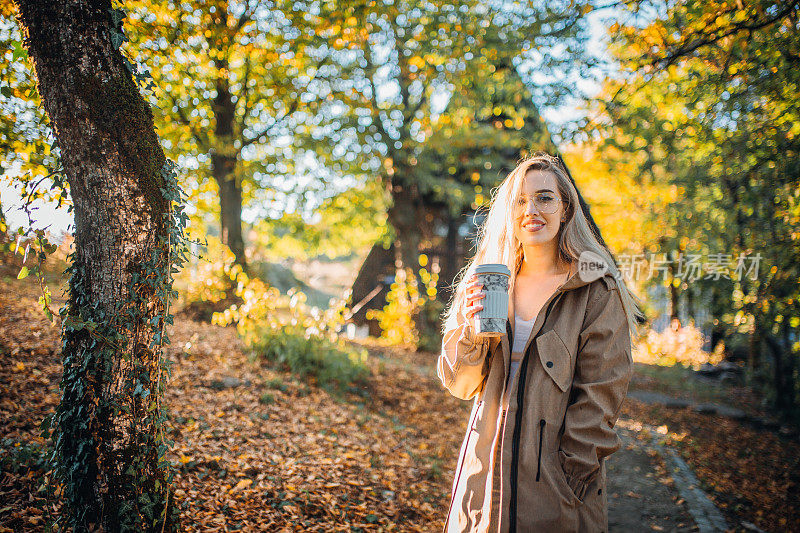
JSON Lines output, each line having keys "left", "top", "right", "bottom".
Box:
{"left": 438, "top": 153, "right": 643, "bottom": 532}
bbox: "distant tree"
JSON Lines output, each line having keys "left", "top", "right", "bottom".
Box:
{"left": 414, "top": 49, "right": 557, "bottom": 306}
{"left": 598, "top": 0, "right": 800, "bottom": 416}
{"left": 0, "top": 193, "right": 8, "bottom": 253}
{"left": 14, "top": 1, "right": 179, "bottom": 529}
{"left": 306, "top": 0, "right": 593, "bottom": 345}
{"left": 124, "top": 0, "right": 349, "bottom": 267}
{"left": 0, "top": 5, "right": 62, "bottom": 206}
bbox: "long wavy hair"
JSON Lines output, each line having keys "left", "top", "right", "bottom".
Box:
{"left": 441, "top": 152, "right": 644, "bottom": 340}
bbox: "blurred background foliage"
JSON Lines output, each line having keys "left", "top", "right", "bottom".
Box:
{"left": 1, "top": 0, "right": 798, "bottom": 419}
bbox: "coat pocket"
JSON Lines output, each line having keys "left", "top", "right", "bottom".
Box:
{"left": 550, "top": 450, "right": 580, "bottom": 506}
{"left": 535, "top": 329, "right": 573, "bottom": 392}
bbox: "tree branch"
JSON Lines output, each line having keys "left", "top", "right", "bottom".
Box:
{"left": 364, "top": 41, "right": 393, "bottom": 146}
{"left": 653, "top": 0, "right": 800, "bottom": 70}
{"left": 241, "top": 54, "right": 330, "bottom": 147}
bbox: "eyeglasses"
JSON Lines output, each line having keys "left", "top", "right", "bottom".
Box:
{"left": 516, "top": 193, "right": 565, "bottom": 214}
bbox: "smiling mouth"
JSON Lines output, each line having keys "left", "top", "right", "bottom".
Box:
{"left": 522, "top": 222, "right": 544, "bottom": 231}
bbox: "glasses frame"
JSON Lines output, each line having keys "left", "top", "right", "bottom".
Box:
{"left": 516, "top": 192, "right": 568, "bottom": 215}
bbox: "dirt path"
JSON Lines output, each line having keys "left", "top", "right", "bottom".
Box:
{"left": 608, "top": 425, "right": 698, "bottom": 532}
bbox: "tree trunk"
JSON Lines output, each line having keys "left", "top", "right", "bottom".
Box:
{"left": 15, "top": 1, "right": 175, "bottom": 530}
{"left": 437, "top": 213, "right": 461, "bottom": 305}
{"left": 783, "top": 320, "right": 797, "bottom": 415}
{"left": 212, "top": 150, "right": 245, "bottom": 266}
{"left": 668, "top": 256, "right": 680, "bottom": 325}
{"left": 764, "top": 331, "right": 788, "bottom": 412}
{"left": 0, "top": 195, "right": 8, "bottom": 247}
{"left": 708, "top": 286, "right": 726, "bottom": 355}
{"left": 211, "top": 56, "right": 246, "bottom": 267}
{"left": 387, "top": 180, "right": 439, "bottom": 350}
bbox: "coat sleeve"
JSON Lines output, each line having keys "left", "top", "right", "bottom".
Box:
{"left": 558, "top": 282, "right": 633, "bottom": 502}
{"left": 437, "top": 310, "right": 492, "bottom": 401}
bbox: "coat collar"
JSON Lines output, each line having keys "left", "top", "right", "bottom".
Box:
{"left": 498, "top": 262, "right": 617, "bottom": 372}
{"left": 507, "top": 261, "right": 617, "bottom": 330}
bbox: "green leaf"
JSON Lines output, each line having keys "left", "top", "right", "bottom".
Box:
{"left": 111, "top": 32, "right": 125, "bottom": 49}
{"left": 12, "top": 40, "right": 27, "bottom": 62}
{"left": 17, "top": 267, "right": 30, "bottom": 279}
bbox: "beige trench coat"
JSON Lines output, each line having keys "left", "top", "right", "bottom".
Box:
{"left": 438, "top": 268, "right": 633, "bottom": 532}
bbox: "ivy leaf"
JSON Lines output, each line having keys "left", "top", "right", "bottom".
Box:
{"left": 111, "top": 32, "right": 125, "bottom": 49}
{"left": 109, "top": 7, "right": 126, "bottom": 27}
{"left": 11, "top": 39, "right": 27, "bottom": 62}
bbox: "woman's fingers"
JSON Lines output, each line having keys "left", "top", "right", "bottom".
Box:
{"left": 466, "top": 279, "right": 484, "bottom": 296}
{"left": 466, "top": 303, "right": 484, "bottom": 319}
{"left": 463, "top": 274, "right": 485, "bottom": 320}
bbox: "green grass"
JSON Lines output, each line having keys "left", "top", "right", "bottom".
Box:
{"left": 259, "top": 392, "right": 275, "bottom": 405}
{"left": 632, "top": 362, "right": 732, "bottom": 404}
{"left": 248, "top": 327, "right": 370, "bottom": 396}
{"left": 263, "top": 378, "right": 288, "bottom": 392}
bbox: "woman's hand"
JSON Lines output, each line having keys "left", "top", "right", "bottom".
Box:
{"left": 463, "top": 274, "right": 486, "bottom": 322}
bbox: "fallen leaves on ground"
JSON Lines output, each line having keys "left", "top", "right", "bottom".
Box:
{"left": 0, "top": 276, "right": 469, "bottom": 531}
{"left": 620, "top": 398, "right": 800, "bottom": 533}
{"left": 2, "top": 273, "right": 798, "bottom": 532}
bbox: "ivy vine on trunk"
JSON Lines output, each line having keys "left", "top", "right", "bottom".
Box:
{"left": 14, "top": 1, "right": 186, "bottom": 530}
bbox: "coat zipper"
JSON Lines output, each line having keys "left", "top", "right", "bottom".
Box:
{"left": 508, "top": 297, "right": 558, "bottom": 533}
{"left": 536, "top": 419, "right": 545, "bottom": 481}
{"left": 443, "top": 400, "right": 482, "bottom": 532}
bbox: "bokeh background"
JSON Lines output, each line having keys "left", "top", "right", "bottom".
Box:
{"left": 1, "top": 0, "right": 798, "bottom": 531}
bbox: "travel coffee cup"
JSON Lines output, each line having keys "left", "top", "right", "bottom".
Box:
{"left": 472, "top": 263, "right": 511, "bottom": 337}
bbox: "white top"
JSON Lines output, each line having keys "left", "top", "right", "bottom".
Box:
{"left": 502, "top": 313, "right": 536, "bottom": 409}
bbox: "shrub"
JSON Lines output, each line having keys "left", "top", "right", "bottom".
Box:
{"left": 367, "top": 267, "right": 418, "bottom": 347}
{"left": 173, "top": 236, "right": 242, "bottom": 320}
{"left": 0, "top": 438, "right": 47, "bottom": 474}
{"left": 367, "top": 261, "right": 441, "bottom": 350}
{"left": 212, "top": 272, "right": 368, "bottom": 394}
{"left": 259, "top": 392, "right": 275, "bottom": 405}
{"left": 247, "top": 325, "right": 368, "bottom": 393}
{"left": 633, "top": 321, "right": 724, "bottom": 369}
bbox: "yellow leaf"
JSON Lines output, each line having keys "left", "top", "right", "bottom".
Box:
{"left": 408, "top": 56, "right": 425, "bottom": 70}
{"left": 229, "top": 478, "right": 252, "bottom": 494}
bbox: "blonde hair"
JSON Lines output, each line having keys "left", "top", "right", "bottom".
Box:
{"left": 441, "top": 152, "right": 644, "bottom": 340}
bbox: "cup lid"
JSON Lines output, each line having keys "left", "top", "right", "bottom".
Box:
{"left": 475, "top": 263, "right": 511, "bottom": 276}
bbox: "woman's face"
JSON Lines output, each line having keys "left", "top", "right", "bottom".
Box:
{"left": 512, "top": 169, "right": 565, "bottom": 248}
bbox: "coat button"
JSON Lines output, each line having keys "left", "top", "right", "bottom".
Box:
{"left": 546, "top": 361, "right": 553, "bottom": 368}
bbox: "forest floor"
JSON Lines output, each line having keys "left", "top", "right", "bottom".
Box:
{"left": 1, "top": 270, "right": 798, "bottom": 532}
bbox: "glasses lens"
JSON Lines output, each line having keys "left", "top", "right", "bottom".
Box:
{"left": 535, "top": 193, "right": 558, "bottom": 214}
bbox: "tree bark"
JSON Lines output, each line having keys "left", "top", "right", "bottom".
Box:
{"left": 0, "top": 196, "right": 8, "bottom": 247}
{"left": 212, "top": 149, "right": 245, "bottom": 267}
{"left": 387, "top": 179, "right": 439, "bottom": 350}
{"left": 211, "top": 62, "right": 246, "bottom": 267}
{"left": 437, "top": 214, "right": 461, "bottom": 305}
{"left": 668, "top": 254, "right": 681, "bottom": 325}
{"left": 15, "top": 1, "right": 175, "bottom": 530}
